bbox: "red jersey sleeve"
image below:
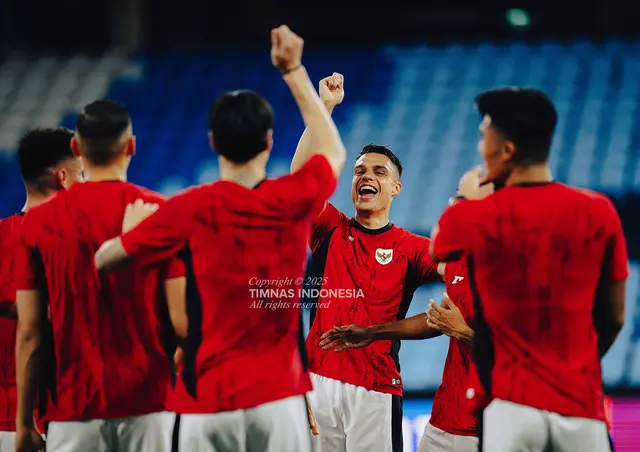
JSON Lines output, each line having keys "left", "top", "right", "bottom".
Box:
{"left": 277, "top": 155, "right": 338, "bottom": 220}
{"left": 602, "top": 198, "right": 629, "bottom": 282}
{"left": 121, "top": 190, "right": 195, "bottom": 268}
{"left": 431, "top": 201, "right": 480, "bottom": 262}
{"left": 13, "top": 233, "right": 41, "bottom": 291}
{"left": 408, "top": 235, "right": 442, "bottom": 284}
{"left": 310, "top": 203, "right": 346, "bottom": 253}
{"left": 162, "top": 258, "right": 186, "bottom": 280}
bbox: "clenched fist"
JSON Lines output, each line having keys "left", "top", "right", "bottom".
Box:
{"left": 319, "top": 72, "right": 344, "bottom": 109}
{"left": 271, "top": 25, "right": 304, "bottom": 72}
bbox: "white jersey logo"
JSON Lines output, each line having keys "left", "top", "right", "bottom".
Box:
{"left": 375, "top": 248, "right": 393, "bottom": 265}
{"left": 452, "top": 276, "right": 465, "bottom": 285}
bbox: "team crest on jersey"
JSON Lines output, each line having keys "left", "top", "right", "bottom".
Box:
{"left": 375, "top": 248, "right": 393, "bottom": 265}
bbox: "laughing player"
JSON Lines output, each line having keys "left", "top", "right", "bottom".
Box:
{"left": 0, "top": 128, "right": 82, "bottom": 452}
{"left": 94, "top": 26, "right": 347, "bottom": 452}
{"left": 319, "top": 258, "right": 479, "bottom": 452}
{"left": 13, "top": 101, "right": 185, "bottom": 452}
{"left": 293, "top": 74, "right": 442, "bottom": 452}
{"left": 430, "top": 88, "right": 628, "bottom": 452}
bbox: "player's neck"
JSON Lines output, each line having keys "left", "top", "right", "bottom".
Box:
{"left": 505, "top": 164, "right": 553, "bottom": 186}
{"left": 355, "top": 210, "right": 390, "bottom": 230}
{"left": 22, "top": 190, "right": 56, "bottom": 212}
{"left": 84, "top": 165, "right": 127, "bottom": 183}
{"left": 219, "top": 160, "right": 266, "bottom": 189}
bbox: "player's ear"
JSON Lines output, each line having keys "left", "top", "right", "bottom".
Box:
{"left": 265, "top": 129, "right": 273, "bottom": 153}
{"left": 70, "top": 137, "right": 81, "bottom": 158}
{"left": 56, "top": 167, "right": 69, "bottom": 189}
{"left": 502, "top": 140, "right": 516, "bottom": 162}
{"left": 126, "top": 136, "right": 136, "bottom": 157}
{"left": 208, "top": 131, "right": 214, "bottom": 150}
{"left": 392, "top": 181, "right": 402, "bottom": 197}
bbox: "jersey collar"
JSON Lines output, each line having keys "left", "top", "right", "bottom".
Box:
{"left": 352, "top": 220, "right": 393, "bottom": 235}
{"left": 509, "top": 181, "right": 555, "bottom": 187}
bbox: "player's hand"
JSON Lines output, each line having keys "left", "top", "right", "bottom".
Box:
{"left": 307, "top": 403, "right": 319, "bottom": 435}
{"left": 319, "top": 325, "right": 373, "bottom": 352}
{"left": 15, "top": 426, "right": 45, "bottom": 452}
{"left": 426, "top": 293, "right": 472, "bottom": 342}
{"left": 319, "top": 73, "right": 345, "bottom": 110}
{"left": 457, "top": 166, "right": 494, "bottom": 200}
{"left": 271, "top": 25, "right": 303, "bottom": 72}
{"left": 122, "top": 199, "right": 159, "bottom": 233}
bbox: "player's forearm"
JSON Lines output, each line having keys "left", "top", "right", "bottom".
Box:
{"left": 291, "top": 102, "right": 335, "bottom": 173}
{"left": 15, "top": 325, "right": 43, "bottom": 429}
{"left": 95, "top": 237, "right": 131, "bottom": 271}
{"left": 369, "top": 313, "right": 442, "bottom": 340}
{"left": 284, "top": 68, "right": 346, "bottom": 175}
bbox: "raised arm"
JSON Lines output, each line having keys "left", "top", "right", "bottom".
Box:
{"left": 271, "top": 25, "right": 346, "bottom": 178}
{"left": 291, "top": 73, "right": 344, "bottom": 174}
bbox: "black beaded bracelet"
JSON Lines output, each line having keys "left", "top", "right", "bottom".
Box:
{"left": 281, "top": 64, "right": 303, "bottom": 75}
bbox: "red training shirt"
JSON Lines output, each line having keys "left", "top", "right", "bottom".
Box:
{"left": 14, "top": 181, "right": 184, "bottom": 422}
{"left": 429, "top": 258, "right": 477, "bottom": 436}
{"left": 119, "top": 155, "right": 336, "bottom": 414}
{"left": 432, "top": 182, "right": 629, "bottom": 421}
{"left": 305, "top": 203, "right": 441, "bottom": 396}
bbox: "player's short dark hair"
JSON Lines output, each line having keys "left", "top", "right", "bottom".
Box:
{"left": 476, "top": 88, "right": 557, "bottom": 165}
{"left": 76, "top": 100, "right": 132, "bottom": 165}
{"left": 207, "top": 90, "right": 274, "bottom": 164}
{"left": 18, "top": 127, "right": 75, "bottom": 189}
{"left": 358, "top": 144, "right": 403, "bottom": 178}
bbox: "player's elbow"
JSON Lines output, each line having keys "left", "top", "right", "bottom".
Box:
{"left": 16, "top": 318, "right": 41, "bottom": 344}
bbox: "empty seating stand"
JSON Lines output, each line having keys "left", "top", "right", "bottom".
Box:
{"left": 0, "top": 40, "right": 638, "bottom": 391}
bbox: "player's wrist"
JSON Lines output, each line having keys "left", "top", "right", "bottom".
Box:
{"left": 322, "top": 101, "right": 336, "bottom": 113}
{"left": 15, "top": 414, "right": 35, "bottom": 430}
{"left": 365, "top": 325, "right": 379, "bottom": 339}
{"left": 281, "top": 63, "right": 304, "bottom": 77}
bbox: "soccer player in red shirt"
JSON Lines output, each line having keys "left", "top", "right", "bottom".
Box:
{"left": 430, "top": 88, "right": 628, "bottom": 452}
{"left": 0, "top": 127, "right": 82, "bottom": 452}
{"left": 93, "top": 26, "right": 347, "bottom": 452}
{"left": 292, "top": 74, "right": 442, "bottom": 452}
{"left": 13, "top": 101, "right": 186, "bottom": 452}
{"left": 319, "top": 258, "right": 479, "bottom": 452}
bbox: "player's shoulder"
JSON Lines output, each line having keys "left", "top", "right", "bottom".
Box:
{"left": 393, "top": 227, "right": 432, "bottom": 248}
{"left": 0, "top": 212, "right": 24, "bottom": 237}
{"left": 562, "top": 184, "right": 617, "bottom": 213}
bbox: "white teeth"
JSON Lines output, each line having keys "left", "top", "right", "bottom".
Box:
{"left": 359, "top": 185, "right": 377, "bottom": 195}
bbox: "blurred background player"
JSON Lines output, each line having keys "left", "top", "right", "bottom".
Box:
{"left": 319, "top": 258, "right": 479, "bottom": 452}
{"left": 93, "top": 25, "right": 347, "bottom": 452}
{"left": 430, "top": 88, "right": 628, "bottom": 452}
{"left": 13, "top": 101, "right": 185, "bottom": 452}
{"left": 295, "top": 73, "right": 442, "bottom": 452}
{"left": 0, "top": 127, "right": 82, "bottom": 452}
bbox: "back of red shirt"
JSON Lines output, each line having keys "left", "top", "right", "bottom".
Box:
{"left": 0, "top": 214, "right": 24, "bottom": 431}
{"left": 432, "top": 183, "right": 629, "bottom": 421}
{"left": 14, "top": 181, "right": 183, "bottom": 422}
{"left": 429, "top": 258, "right": 477, "bottom": 436}
{"left": 120, "top": 155, "right": 336, "bottom": 413}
